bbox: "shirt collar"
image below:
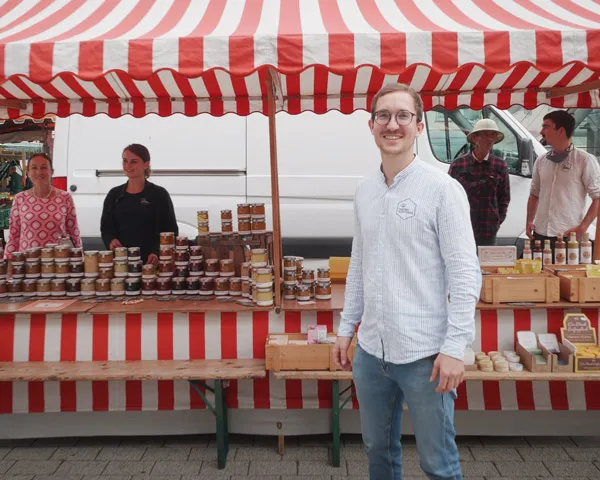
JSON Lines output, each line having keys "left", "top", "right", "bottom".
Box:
{"left": 471, "top": 152, "right": 490, "bottom": 163}
{"left": 378, "top": 155, "right": 421, "bottom": 186}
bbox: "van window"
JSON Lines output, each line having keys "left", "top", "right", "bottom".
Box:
{"left": 425, "top": 107, "right": 522, "bottom": 175}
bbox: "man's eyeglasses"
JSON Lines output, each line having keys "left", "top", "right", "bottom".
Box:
{"left": 373, "top": 110, "right": 416, "bottom": 126}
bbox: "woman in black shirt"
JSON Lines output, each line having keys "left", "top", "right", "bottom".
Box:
{"left": 100, "top": 144, "right": 178, "bottom": 265}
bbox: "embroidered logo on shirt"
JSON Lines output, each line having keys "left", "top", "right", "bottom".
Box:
{"left": 396, "top": 199, "right": 416, "bottom": 220}
{"left": 140, "top": 198, "right": 150, "bottom": 206}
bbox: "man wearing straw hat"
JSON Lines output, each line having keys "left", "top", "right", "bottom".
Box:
{"left": 449, "top": 119, "right": 511, "bottom": 247}
{"left": 334, "top": 83, "right": 480, "bottom": 480}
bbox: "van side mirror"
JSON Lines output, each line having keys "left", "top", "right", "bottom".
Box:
{"left": 518, "top": 138, "right": 535, "bottom": 177}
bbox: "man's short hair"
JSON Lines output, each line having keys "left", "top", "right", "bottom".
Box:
{"left": 370, "top": 83, "right": 424, "bottom": 123}
{"left": 543, "top": 110, "right": 575, "bottom": 138}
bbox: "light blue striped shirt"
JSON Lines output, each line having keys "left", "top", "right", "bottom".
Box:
{"left": 338, "top": 156, "right": 481, "bottom": 363}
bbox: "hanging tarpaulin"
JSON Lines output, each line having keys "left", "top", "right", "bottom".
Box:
{"left": 1, "top": 0, "right": 600, "bottom": 119}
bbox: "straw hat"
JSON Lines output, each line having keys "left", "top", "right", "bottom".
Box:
{"left": 467, "top": 119, "right": 504, "bottom": 144}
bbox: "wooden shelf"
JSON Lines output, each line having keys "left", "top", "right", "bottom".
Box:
{"left": 274, "top": 370, "right": 600, "bottom": 381}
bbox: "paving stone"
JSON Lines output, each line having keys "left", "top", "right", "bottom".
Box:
{"left": 31, "top": 476, "right": 83, "bottom": 480}
{"left": 32, "top": 438, "right": 79, "bottom": 447}
{"left": 0, "top": 449, "right": 9, "bottom": 461}
{"left": 199, "top": 459, "right": 249, "bottom": 476}
{"left": 458, "top": 461, "right": 499, "bottom": 476}
{"left": 571, "top": 436, "right": 600, "bottom": 447}
{"left": 235, "top": 445, "right": 282, "bottom": 461}
{"left": 249, "top": 460, "right": 297, "bottom": 475}
{"left": 346, "top": 459, "right": 368, "bottom": 476}
{"left": 6, "top": 460, "right": 61, "bottom": 475}
{"left": 5, "top": 447, "right": 57, "bottom": 460}
{"left": 565, "top": 446, "right": 600, "bottom": 460}
{"left": 296, "top": 434, "right": 332, "bottom": 447}
{"left": 0, "top": 476, "right": 34, "bottom": 480}
{"left": 480, "top": 436, "right": 529, "bottom": 446}
{"left": 76, "top": 436, "right": 125, "bottom": 446}
{"left": 103, "top": 460, "right": 156, "bottom": 475}
{"left": 98, "top": 447, "right": 148, "bottom": 461}
{"left": 0, "top": 459, "right": 16, "bottom": 475}
{"left": 151, "top": 460, "right": 202, "bottom": 476}
{"left": 282, "top": 476, "right": 332, "bottom": 480}
{"left": 281, "top": 445, "right": 329, "bottom": 460}
{"left": 51, "top": 446, "right": 101, "bottom": 460}
{"left": 457, "top": 446, "right": 474, "bottom": 462}
{"left": 230, "top": 477, "right": 282, "bottom": 480}
{"left": 143, "top": 447, "right": 191, "bottom": 461}
{"left": 208, "top": 434, "right": 253, "bottom": 447}
{"left": 545, "top": 460, "right": 600, "bottom": 476}
{"left": 119, "top": 437, "right": 166, "bottom": 447}
{"left": 342, "top": 434, "right": 363, "bottom": 446}
{"left": 164, "top": 435, "right": 211, "bottom": 447}
{"left": 340, "top": 445, "right": 367, "bottom": 460}
{"left": 494, "top": 460, "right": 551, "bottom": 476}
{"left": 82, "top": 476, "right": 133, "bottom": 480}
{"left": 131, "top": 476, "right": 183, "bottom": 480}
{"left": 526, "top": 436, "right": 576, "bottom": 447}
{"left": 189, "top": 446, "right": 237, "bottom": 461}
{"left": 483, "top": 477, "right": 538, "bottom": 480}
{"left": 333, "top": 476, "right": 369, "bottom": 480}
{"left": 55, "top": 460, "right": 109, "bottom": 475}
{"left": 517, "top": 446, "right": 571, "bottom": 461}
{"left": 468, "top": 447, "right": 522, "bottom": 461}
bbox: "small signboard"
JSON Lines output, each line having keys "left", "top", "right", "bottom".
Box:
{"left": 18, "top": 299, "right": 79, "bottom": 312}
{"left": 477, "top": 246, "right": 517, "bottom": 267}
{"left": 561, "top": 313, "right": 597, "bottom": 345}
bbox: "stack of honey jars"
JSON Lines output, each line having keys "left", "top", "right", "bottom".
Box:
{"left": 197, "top": 210, "right": 209, "bottom": 236}
{"left": 281, "top": 256, "right": 331, "bottom": 302}
{"left": 196, "top": 204, "right": 268, "bottom": 237}
{"left": 250, "top": 247, "right": 273, "bottom": 306}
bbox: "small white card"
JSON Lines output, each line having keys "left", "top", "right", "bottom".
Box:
{"left": 478, "top": 246, "right": 517, "bottom": 267}
{"left": 517, "top": 330, "right": 538, "bottom": 350}
{"left": 538, "top": 333, "right": 560, "bottom": 353}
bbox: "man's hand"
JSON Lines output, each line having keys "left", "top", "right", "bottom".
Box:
{"left": 109, "top": 238, "right": 123, "bottom": 250}
{"left": 430, "top": 353, "right": 464, "bottom": 393}
{"left": 333, "top": 336, "right": 353, "bottom": 371}
{"left": 525, "top": 222, "right": 535, "bottom": 239}
{"left": 146, "top": 254, "right": 159, "bottom": 266}
{"left": 564, "top": 225, "right": 586, "bottom": 242}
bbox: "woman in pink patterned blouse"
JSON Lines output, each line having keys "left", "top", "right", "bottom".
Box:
{"left": 5, "top": 153, "right": 81, "bottom": 260}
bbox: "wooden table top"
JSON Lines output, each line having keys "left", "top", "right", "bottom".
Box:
{"left": 273, "top": 369, "right": 600, "bottom": 381}
{"left": 0, "top": 359, "right": 267, "bottom": 381}
{"left": 88, "top": 297, "right": 272, "bottom": 314}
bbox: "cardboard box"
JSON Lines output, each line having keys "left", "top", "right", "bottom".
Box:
{"left": 539, "top": 342, "right": 574, "bottom": 373}
{"left": 543, "top": 265, "right": 600, "bottom": 303}
{"left": 516, "top": 341, "right": 552, "bottom": 373}
{"left": 480, "top": 267, "right": 560, "bottom": 304}
{"left": 265, "top": 333, "right": 356, "bottom": 371}
{"left": 561, "top": 313, "right": 600, "bottom": 372}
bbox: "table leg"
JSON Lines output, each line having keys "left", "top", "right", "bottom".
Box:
{"left": 332, "top": 379, "right": 340, "bottom": 467}
{"left": 215, "top": 380, "right": 229, "bottom": 469}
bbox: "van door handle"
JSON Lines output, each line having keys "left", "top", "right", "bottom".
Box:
{"left": 70, "top": 185, "right": 77, "bottom": 192}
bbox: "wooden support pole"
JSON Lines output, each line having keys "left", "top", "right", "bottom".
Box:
{"left": 595, "top": 210, "right": 600, "bottom": 262}
{"left": 266, "top": 70, "right": 283, "bottom": 309}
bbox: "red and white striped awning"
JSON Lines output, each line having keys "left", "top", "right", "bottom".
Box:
{"left": 1, "top": 0, "right": 600, "bottom": 119}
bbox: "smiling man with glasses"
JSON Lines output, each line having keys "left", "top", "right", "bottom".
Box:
{"left": 333, "top": 83, "right": 481, "bottom": 480}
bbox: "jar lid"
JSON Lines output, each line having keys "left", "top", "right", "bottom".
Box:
{"left": 96, "top": 279, "right": 111, "bottom": 285}
{"left": 200, "top": 277, "right": 214, "bottom": 285}
{"left": 51, "top": 278, "right": 66, "bottom": 285}
{"left": 111, "top": 278, "right": 125, "bottom": 285}
{"left": 215, "top": 278, "right": 229, "bottom": 284}
{"left": 37, "top": 279, "right": 50, "bottom": 285}
{"left": 124, "top": 278, "right": 139, "bottom": 284}
{"left": 99, "top": 250, "right": 113, "bottom": 256}
{"left": 66, "top": 278, "right": 81, "bottom": 285}
{"left": 84, "top": 250, "right": 99, "bottom": 256}
{"left": 237, "top": 203, "right": 249, "bottom": 207}
{"left": 252, "top": 248, "right": 266, "bottom": 254}
{"left": 81, "top": 278, "right": 96, "bottom": 285}
{"left": 55, "top": 245, "right": 70, "bottom": 252}
{"left": 221, "top": 209, "right": 232, "bottom": 213}
{"left": 206, "top": 258, "right": 219, "bottom": 264}
{"left": 229, "top": 277, "right": 241, "bottom": 283}
{"left": 220, "top": 259, "right": 233, "bottom": 264}
{"left": 70, "top": 247, "right": 83, "bottom": 253}
{"left": 318, "top": 267, "right": 330, "bottom": 273}
{"left": 256, "top": 268, "right": 272, "bottom": 274}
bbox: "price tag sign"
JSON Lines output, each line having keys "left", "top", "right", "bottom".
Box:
{"left": 561, "top": 313, "right": 597, "bottom": 345}
{"left": 478, "top": 246, "right": 517, "bottom": 267}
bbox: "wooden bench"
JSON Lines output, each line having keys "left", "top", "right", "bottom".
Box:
{"left": 274, "top": 369, "right": 600, "bottom": 467}
{"left": 0, "top": 359, "right": 267, "bottom": 469}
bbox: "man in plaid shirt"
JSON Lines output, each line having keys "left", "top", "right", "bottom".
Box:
{"left": 449, "top": 119, "right": 511, "bottom": 246}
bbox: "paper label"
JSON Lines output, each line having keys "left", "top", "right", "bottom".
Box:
{"left": 561, "top": 313, "right": 597, "bottom": 345}
{"left": 478, "top": 246, "right": 517, "bottom": 267}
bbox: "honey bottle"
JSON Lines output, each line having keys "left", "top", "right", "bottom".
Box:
{"left": 533, "top": 240, "right": 543, "bottom": 261}
{"left": 555, "top": 233, "right": 566, "bottom": 265}
{"left": 568, "top": 232, "right": 579, "bottom": 265}
{"left": 542, "top": 240, "right": 553, "bottom": 265}
{"left": 522, "top": 240, "right": 532, "bottom": 260}
{"left": 581, "top": 232, "right": 592, "bottom": 264}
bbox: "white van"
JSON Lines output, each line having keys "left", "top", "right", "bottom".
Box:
{"left": 52, "top": 106, "right": 546, "bottom": 256}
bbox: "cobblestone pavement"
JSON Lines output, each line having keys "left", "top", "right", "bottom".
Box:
{"left": 0, "top": 434, "right": 600, "bottom": 479}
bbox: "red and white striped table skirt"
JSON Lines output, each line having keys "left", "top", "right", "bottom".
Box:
{"left": 0, "top": 307, "right": 598, "bottom": 414}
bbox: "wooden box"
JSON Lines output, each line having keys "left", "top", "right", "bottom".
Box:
{"left": 266, "top": 333, "right": 356, "bottom": 372}
{"left": 480, "top": 267, "right": 560, "bottom": 304}
{"left": 197, "top": 232, "right": 273, "bottom": 277}
{"left": 543, "top": 265, "right": 600, "bottom": 303}
{"left": 539, "top": 342, "right": 574, "bottom": 373}
{"left": 516, "top": 342, "right": 552, "bottom": 373}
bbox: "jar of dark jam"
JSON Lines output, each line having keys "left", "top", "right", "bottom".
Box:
{"left": 172, "top": 276, "right": 186, "bottom": 295}
{"left": 189, "top": 260, "right": 204, "bottom": 276}
{"left": 205, "top": 259, "right": 219, "bottom": 277}
{"left": 142, "top": 278, "right": 156, "bottom": 296}
{"left": 186, "top": 276, "right": 200, "bottom": 295}
{"left": 125, "top": 277, "right": 141, "bottom": 296}
{"left": 199, "top": 277, "right": 215, "bottom": 296}
{"left": 156, "top": 277, "right": 172, "bottom": 295}
{"left": 175, "top": 265, "right": 189, "bottom": 278}
{"left": 66, "top": 278, "right": 81, "bottom": 297}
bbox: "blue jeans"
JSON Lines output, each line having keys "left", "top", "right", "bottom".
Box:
{"left": 352, "top": 344, "right": 462, "bottom": 480}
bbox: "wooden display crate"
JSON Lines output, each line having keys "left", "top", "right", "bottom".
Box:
{"left": 516, "top": 342, "right": 552, "bottom": 373}
{"left": 196, "top": 232, "right": 273, "bottom": 277}
{"left": 543, "top": 265, "right": 600, "bottom": 303}
{"left": 266, "top": 333, "right": 356, "bottom": 372}
{"left": 480, "top": 267, "right": 560, "bottom": 304}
